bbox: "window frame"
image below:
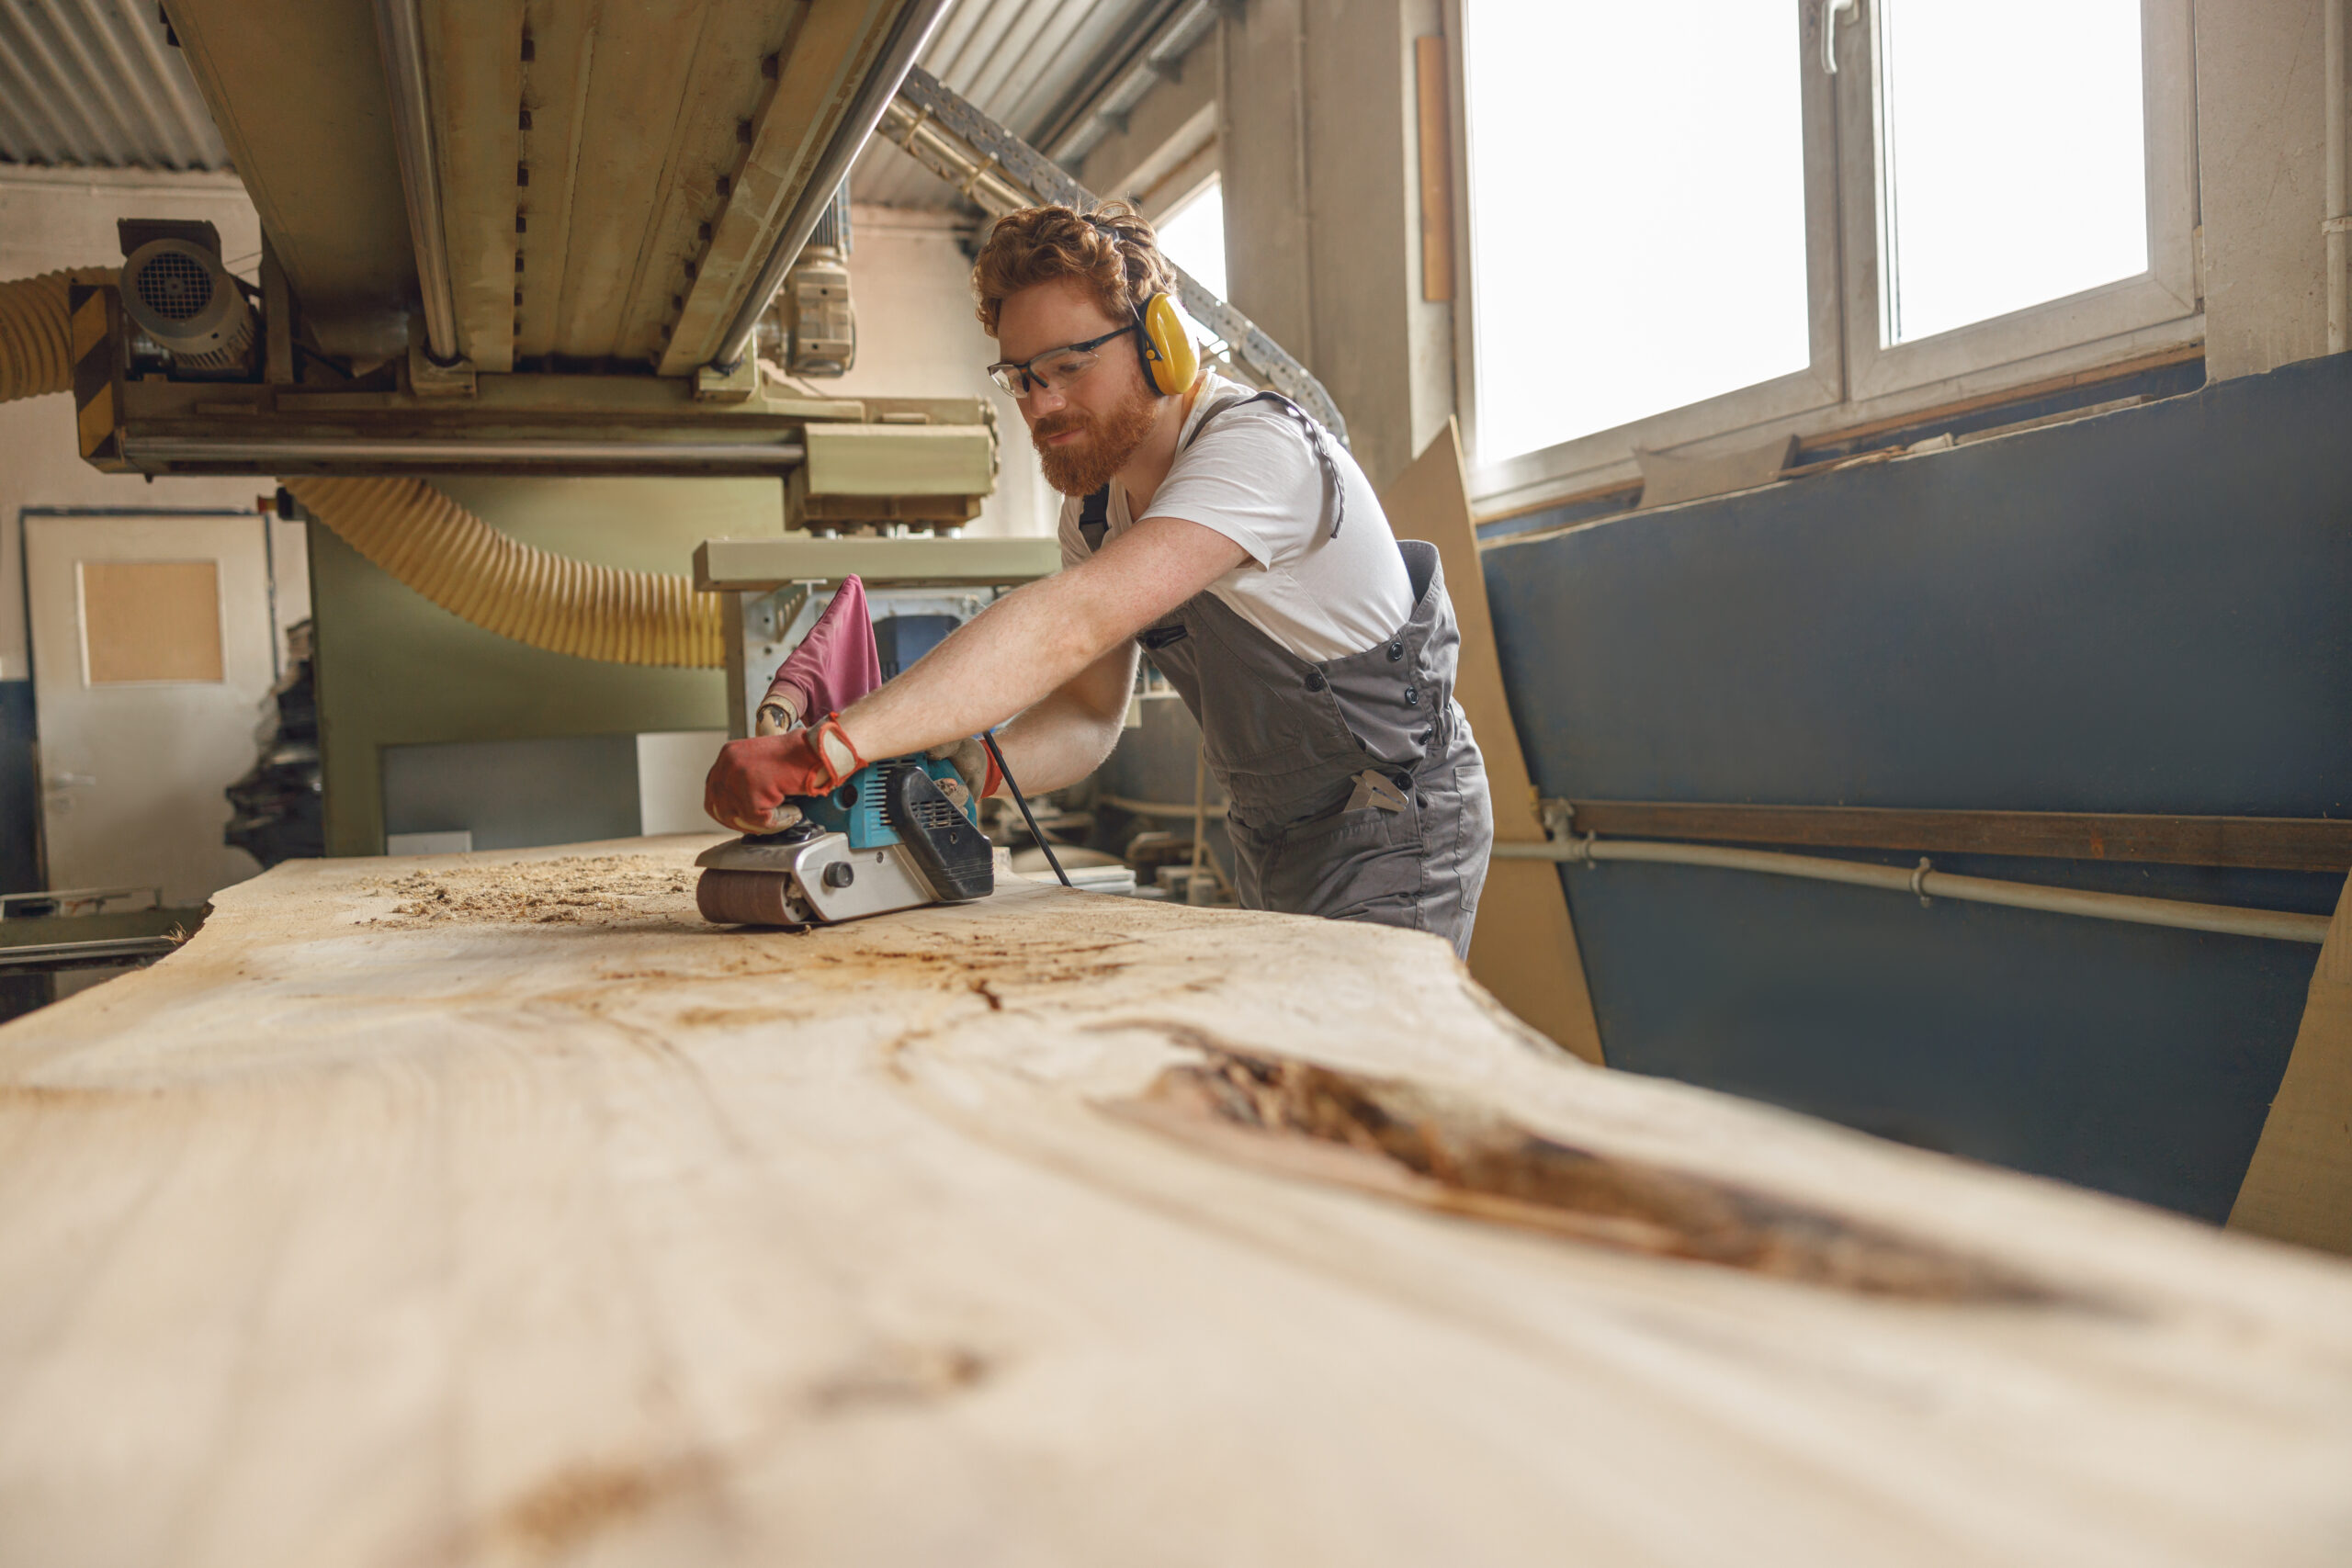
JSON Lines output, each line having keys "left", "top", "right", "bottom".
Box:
{"left": 1448, "top": 0, "right": 2202, "bottom": 517}
{"left": 1838, "top": 0, "right": 2200, "bottom": 403}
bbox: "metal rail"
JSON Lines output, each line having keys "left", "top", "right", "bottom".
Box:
{"left": 1493, "top": 836, "right": 2334, "bottom": 945}
{"left": 879, "top": 65, "right": 1350, "bottom": 445}
{"left": 370, "top": 0, "right": 460, "bottom": 364}
{"left": 708, "top": 0, "right": 957, "bottom": 371}
{"left": 122, "top": 437, "right": 807, "bottom": 471}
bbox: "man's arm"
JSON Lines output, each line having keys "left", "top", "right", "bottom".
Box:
{"left": 834, "top": 514, "right": 1248, "bottom": 773}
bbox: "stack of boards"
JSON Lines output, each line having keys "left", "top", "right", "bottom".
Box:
{"left": 1, "top": 838, "right": 2348, "bottom": 1565}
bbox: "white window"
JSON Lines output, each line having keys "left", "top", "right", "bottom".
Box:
{"left": 1454, "top": 0, "right": 2199, "bottom": 511}
{"left": 1153, "top": 175, "right": 1230, "bottom": 349}
{"left": 1156, "top": 176, "right": 1228, "bottom": 300}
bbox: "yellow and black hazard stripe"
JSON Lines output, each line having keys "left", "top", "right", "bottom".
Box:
{"left": 68, "top": 282, "right": 130, "bottom": 472}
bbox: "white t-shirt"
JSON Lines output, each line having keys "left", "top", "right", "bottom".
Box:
{"left": 1056, "top": 375, "right": 1415, "bottom": 662}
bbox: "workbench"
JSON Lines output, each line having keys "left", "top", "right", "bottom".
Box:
{"left": 3, "top": 838, "right": 2348, "bottom": 1565}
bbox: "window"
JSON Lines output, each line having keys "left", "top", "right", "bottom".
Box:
{"left": 1153, "top": 176, "right": 1229, "bottom": 347}
{"left": 1156, "top": 177, "right": 1227, "bottom": 299}
{"left": 1455, "top": 0, "right": 2198, "bottom": 510}
{"left": 1464, "top": 3, "right": 1817, "bottom": 463}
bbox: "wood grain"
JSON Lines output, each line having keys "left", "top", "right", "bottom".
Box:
{"left": 3, "top": 838, "right": 2350, "bottom": 1565}
{"left": 1384, "top": 421, "right": 1605, "bottom": 1062}
{"left": 1568, "top": 800, "right": 2352, "bottom": 873}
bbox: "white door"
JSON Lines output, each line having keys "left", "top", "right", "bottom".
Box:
{"left": 25, "top": 512, "right": 276, "bottom": 907}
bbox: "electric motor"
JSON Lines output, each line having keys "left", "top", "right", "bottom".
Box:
{"left": 120, "top": 238, "right": 255, "bottom": 372}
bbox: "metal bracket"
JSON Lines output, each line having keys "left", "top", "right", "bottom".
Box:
{"left": 694, "top": 357, "right": 761, "bottom": 403}
{"left": 407, "top": 339, "right": 476, "bottom": 398}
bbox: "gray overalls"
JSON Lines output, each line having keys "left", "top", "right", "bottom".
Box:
{"left": 1079, "top": 392, "right": 1493, "bottom": 957}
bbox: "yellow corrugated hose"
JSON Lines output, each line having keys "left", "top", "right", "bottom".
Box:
{"left": 3, "top": 269, "right": 727, "bottom": 669}
{"left": 0, "top": 269, "right": 112, "bottom": 404}
{"left": 281, "top": 477, "right": 725, "bottom": 668}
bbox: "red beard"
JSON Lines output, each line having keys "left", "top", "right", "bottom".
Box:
{"left": 1031, "top": 385, "right": 1159, "bottom": 497}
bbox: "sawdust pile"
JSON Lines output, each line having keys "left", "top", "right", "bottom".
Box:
{"left": 362, "top": 855, "right": 696, "bottom": 928}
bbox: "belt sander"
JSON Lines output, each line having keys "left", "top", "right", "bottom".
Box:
{"left": 698, "top": 572, "right": 1066, "bottom": 928}
{"left": 695, "top": 755, "right": 994, "bottom": 927}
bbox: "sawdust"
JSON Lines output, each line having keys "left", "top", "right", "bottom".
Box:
{"left": 361, "top": 855, "right": 697, "bottom": 929}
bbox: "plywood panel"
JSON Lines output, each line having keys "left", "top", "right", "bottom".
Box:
{"left": 2232, "top": 874, "right": 2352, "bottom": 1253}
{"left": 78, "top": 559, "right": 222, "bottom": 684}
{"left": 1383, "top": 422, "right": 1603, "bottom": 1062}
{"left": 1, "top": 839, "right": 2350, "bottom": 1564}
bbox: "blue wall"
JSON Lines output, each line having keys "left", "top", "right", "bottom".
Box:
{"left": 1482, "top": 353, "right": 2352, "bottom": 1222}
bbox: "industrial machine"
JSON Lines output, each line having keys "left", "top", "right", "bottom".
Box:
{"left": 54, "top": 3, "right": 1337, "bottom": 490}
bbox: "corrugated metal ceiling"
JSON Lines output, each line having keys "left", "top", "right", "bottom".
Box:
{"left": 851, "top": 0, "right": 1179, "bottom": 212}
{"left": 0, "top": 0, "right": 229, "bottom": 170}
{"left": 0, "top": 0, "right": 1173, "bottom": 210}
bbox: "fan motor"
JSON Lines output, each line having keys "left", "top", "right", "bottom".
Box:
{"left": 120, "top": 238, "right": 255, "bottom": 372}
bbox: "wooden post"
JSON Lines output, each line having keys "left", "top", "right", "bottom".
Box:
{"left": 1382, "top": 421, "right": 1605, "bottom": 1063}
{"left": 2231, "top": 873, "right": 2352, "bottom": 1252}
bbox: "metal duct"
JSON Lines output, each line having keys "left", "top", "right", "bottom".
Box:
{"left": 369, "top": 0, "right": 459, "bottom": 363}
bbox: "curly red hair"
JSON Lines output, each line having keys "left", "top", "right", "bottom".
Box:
{"left": 970, "top": 200, "right": 1175, "bottom": 337}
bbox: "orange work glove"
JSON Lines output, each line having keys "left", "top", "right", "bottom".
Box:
{"left": 704, "top": 716, "right": 865, "bottom": 834}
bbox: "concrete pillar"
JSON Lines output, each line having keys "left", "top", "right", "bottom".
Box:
{"left": 2197, "top": 0, "right": 2335, "bottom": 379}
{"left": 1219, "top": 0, "right": 1454, "bottom": 488}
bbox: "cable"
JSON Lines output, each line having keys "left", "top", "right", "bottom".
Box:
{"left": 979, "top": 732, "right": 1069, "bottom": 887}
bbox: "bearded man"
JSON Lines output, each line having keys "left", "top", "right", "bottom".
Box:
{"left": 704, "top": 201, "right": 1492, "bottom": 955}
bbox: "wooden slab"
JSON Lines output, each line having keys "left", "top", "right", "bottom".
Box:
{"left": 1383, "top": 421, "right": 1606, "bottom": 1062}
{"left": 2232, "top": 874, "right": 2352, "bottom": 1252}
{"left": 3, "top": 838, "right": 2351, "bottom": 1566}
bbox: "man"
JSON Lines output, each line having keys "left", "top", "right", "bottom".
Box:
{"left": 705, "top": 201, "right": 1492, "bottom": 955}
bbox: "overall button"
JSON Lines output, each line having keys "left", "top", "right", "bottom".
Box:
{"left": 1403, "top": 684, "right": 1420, "bottom": 706}
{"left": 1304, "top": 669, "right": 1328, "bottom": 693}
{"left": 1386, "top": 640, "right": 1404, "bottom": 662}
{"left": 1392, "top": 771, "right": 1413, "bottom": 793}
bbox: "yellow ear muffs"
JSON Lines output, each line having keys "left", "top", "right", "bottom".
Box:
{"left": 1135, "top": 291, "right": 1199, "bottom": 396}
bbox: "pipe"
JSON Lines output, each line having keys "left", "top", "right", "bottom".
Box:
{"left": 1493, "top": 837, "right": 2333, "bottom": 945}
{"left": 370, "top": 0, "right": 460, "bottom": 364}
{"left": 2329, "top": 0, "right": 2347, "bottom": 353}
{"left": 282, "top": 477, "right": 726, "bottom": 668}
{"left": 0, "top": 269, "right": 114, "bottom": 403}
{"left": 708, "top": 0, "right": 955, "bottom": 371}
{"left": 122, "top": 437, "right": 807, "bottom": 470}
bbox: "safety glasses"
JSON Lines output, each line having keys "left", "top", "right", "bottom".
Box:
{"left": 986, "top": 324, "right": 1136, "bottom": 398}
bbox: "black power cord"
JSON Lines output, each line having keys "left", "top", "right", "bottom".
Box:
{"left": 978, "top": 732, "right": 1070, "bottom": 888}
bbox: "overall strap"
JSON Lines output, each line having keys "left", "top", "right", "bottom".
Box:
{"left": 1078, "top": 484, "right": 1112, "bottom": 552}
{"left": 1184, "top": 389, "right": 1348, "bottom": 539}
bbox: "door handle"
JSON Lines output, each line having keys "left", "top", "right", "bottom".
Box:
{"left": 1822, "top": 0, "right": 1859, "bottom": 73}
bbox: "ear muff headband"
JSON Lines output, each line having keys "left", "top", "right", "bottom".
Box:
{"left": 1082, "top": 212, "right": 1197, "bottom": 398}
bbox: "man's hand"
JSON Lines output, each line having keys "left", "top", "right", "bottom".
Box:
{"left": 925, "top": 736, "right": 1002, "bottom": 802}
{"left": 753, "top": 692, "right": 799, "bottom": 736}
{"left": 704, "top": 717, "right": 866, "bottom": 834}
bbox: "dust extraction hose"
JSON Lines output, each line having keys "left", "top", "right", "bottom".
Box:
{"left": 282, "top": 478, "right": 725, "bottom": 668}
{"left": 0, "top": 269, "right": 112, "bottom": 403}
{"left": 1, "top": 268, "right": 726, "bottom": 669}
